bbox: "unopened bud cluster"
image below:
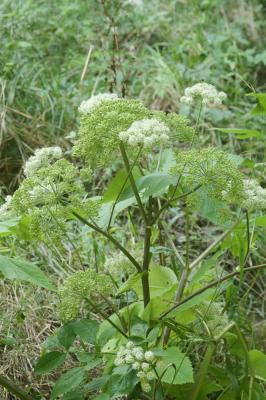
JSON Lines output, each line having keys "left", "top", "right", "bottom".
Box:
{"left": 119, "top": 118, "right": 169, "bottom": 148}
{"left": 114, "top": 342, "right": 156, "bottom": 393}
{"left": 180, "top": 82, "right": 226, "bottom": 106}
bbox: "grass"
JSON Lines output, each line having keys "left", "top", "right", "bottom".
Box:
{"left": 1, "top": 0, "right": 266, "bottom": 189}
{"left": 0, "top": 0, "right": 266, "bottom": 398}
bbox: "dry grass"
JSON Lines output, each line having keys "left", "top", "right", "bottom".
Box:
{"left": 0, "top": 281, "right": 58, "bottom": 399}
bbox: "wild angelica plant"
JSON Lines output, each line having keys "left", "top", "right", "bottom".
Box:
{"left": 1, "top": 87, "right": 266, "bottom": 400}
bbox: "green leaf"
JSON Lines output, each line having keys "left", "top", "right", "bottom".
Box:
{"left": 249, "top": 349, "right": 266, "bottom": 380}
{"left": 105, "top": 367, "right": 138, "bottom": 396}
{"left": 51, "top": 367, "right": 86, "bottom": 399}
{"left": 255, "top": 215, "right": 266, "bottom": 227}
{"left": 102, "top": 168, "right": 140, "bottom": 202}
{"left": 118, "top": 265, "right": 177, "bottom": 298}
{"left": 168, "top": 288, "right": 216, "bottom": 317}
{"left": 0, "top": 218, "right": 20, "bottom": 237}
{"left": 72, "top": 319, "right": 99, "bottom": 344}
{"left": 35, "top": 351, "right": 66, "bottom": 375}
{"left": 216, "top": 128, "right": 263, "bottom": 139}
{"left": 155, "top": 346, "right": 194, "bottom": 385}
{"left": 0, "top": 255, "right": 56, "bottom": 291}
{"left": 120, "top": 172, "right": 178, "bottom": 202}
{"left": 92, "top": 394, "right": 110, "bottom": 400}
{"left": 85, "top": 376, "right": 110, "bottom": 392}
{"left": 58, "top": 322, "right": 77, "bottom": 350}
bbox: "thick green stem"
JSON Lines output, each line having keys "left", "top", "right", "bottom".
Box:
{"left": 141, "top": 198, "right": 152, "bottom": 307}
{"left": 119, "top": 142, "right": 148, "bottom": 224}
{"left": 189, "top": 342, "right": 216, "bottom": 400}
{"left": 0, "top": 375, "right": 35, "bottom": 400}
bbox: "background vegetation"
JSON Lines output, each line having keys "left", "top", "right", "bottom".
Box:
{"left": 1, "top": 0, "right": 266, "bottom": 399}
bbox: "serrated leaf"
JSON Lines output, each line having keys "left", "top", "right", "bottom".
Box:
{"left": 51, "top": 367, "right": 86, "bottom": 399}
{"left": 72, "top": 319, "right": 99, "bottom": 344}
{"left": 35, "top": 351, "right": 66, "bottom": 375}
{"left": 155, "top": 346, "right": 194, "bottom": 385}
{"left": 105, "top": 368, "right": 138, "bottom": 396}
{"left": 58, "top": 322, "right": 76, "bottom": 350}
{"left": 0, "top": 255, "right": 56, "bottom": 291}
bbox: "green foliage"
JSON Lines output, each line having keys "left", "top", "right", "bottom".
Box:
{"left": 0, "top": 254, "right": 55, "bottom": 291}
{"left": 155, "top": 346, "right": 194, "bottom": 385}
{"left": 1, "top": 3, "right": 266, "bottom": 398}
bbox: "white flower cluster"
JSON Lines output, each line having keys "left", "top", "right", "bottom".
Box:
{"left": 180, "top": 83, "right": 227, "bottom": 106}
{"left": 78, "top": 93, "right": 119, "bottom": 114}
{"left": 114, "top": 342, "right": 155, "bottom": 393}
{"left": 0, "top": 195, "right": 12, "bottom": 215}
{"left": 24, "top": 146, "right": 63, "bottom": 177}
{"left": 119, "top": 118, "right": 169, "bottom": 148}
{"left": 242, "top": 179, "right": 266, "bottom": 210}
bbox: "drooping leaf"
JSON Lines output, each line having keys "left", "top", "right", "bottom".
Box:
{"left": 35, "top": 351, "right": 66, "bottom": 375}
{"left": 155, "top": 346, "right": 194, "bottom": 385}
{"left": 51, "top": 367, "right": 86, "bottom": 399}
{"left": 0, "top": 254, "right": 56, "bottom": 291}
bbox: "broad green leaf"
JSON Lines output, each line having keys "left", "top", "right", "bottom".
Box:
{"left": 155, "top": 346, "right": 194, "bottom": 385}
{"left": 0, "top": 218, "right": 20, "bottom": 237}
{"left": 85, "top": 376, "right": 110, "bottom": 392}
{"left": 58, "top": 322, "right": 76, "bottom": 350}
{"left": 216, "top": 128, "right": 263, "bottom": 139}
{"left": 97, "top": 198, "right": 136, "bottom": 228}
{"left": 157, "top": 148, "right": 176, "bottom": 173}
{"left": 92, "top": 394, "right": 110, "bottom": 400}
{"left": 51, "top": 367, "right": 86, "bottom": 399}
{"left": 105, "top": 367, "right": 138, "bottom": 396}
{"left": 72, "top": 319, "right": 99, "bottom": 344}
{"left": 102, "top": 168, "right": 140, "bottom": 202}
{"left": 120, "top": 172, "right": 178, "bottom": 201}
{"left": 118, "top": 265, "right": 177, "bottom": 298}
{"left": 255, "top": 215, "right": 266, "bottom": 227}
{"left": 248, "top": 92, "right": 266, "bottom": 116}
{"left": 168, "top": 288, "right": 216, "bottom": 317}
{"left": 0, "top": 255, "right": 56, "bottom": 291}
{"left": 35, "top": 351, "right": 66, "bottom": 375}
{"left": 249, "top": 349, "right": 266, "bottom": 380}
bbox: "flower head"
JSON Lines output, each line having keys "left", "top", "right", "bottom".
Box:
{"left": 119, "top": 118, "right": 170, "bottom": 148}
{"left": 78, "top": 93, "right": 119, "bottom": 114}
{"left": 24, "top": 146, "right": 63, "bottom": 177}
{"left": 242, "top": 179, "right": 266, "bottom": 211}
{"left": 180, "top": 83, "right": 227, "bottom": 107}
{"left": 0, "top": 195, "right": 13, "bottom": 215}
